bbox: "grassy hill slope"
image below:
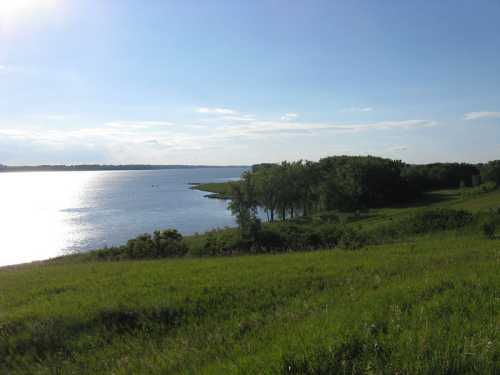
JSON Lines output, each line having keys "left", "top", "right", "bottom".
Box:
{"left": 1, "top": 189, "right": 499, "bottom": 374}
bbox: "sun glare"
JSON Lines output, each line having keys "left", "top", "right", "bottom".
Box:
{"left": 0, "top": 0, "right": 59, "bottom": 25}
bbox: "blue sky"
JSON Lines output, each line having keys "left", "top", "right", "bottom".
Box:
{"left": 1, "top": 0, "right": 499, "bottom": 165}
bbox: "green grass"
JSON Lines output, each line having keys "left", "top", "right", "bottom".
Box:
{"left": 190, "top": 181, "right": 235, "bottom": 199}
{"left": 1, "top": 234, "right": 499, "bottom": 374}
{"left": 1, "top": 189, "right": 500, "bottom": 374}
{"left": 350, "top": 188, "right": 500, "bottom": 231}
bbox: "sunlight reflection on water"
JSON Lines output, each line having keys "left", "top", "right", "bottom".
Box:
{"left": 0, "top": 172, "right": 97, "bottom": 266}
{"left": 0, "top": 168, "right": 245, "bottom": 267}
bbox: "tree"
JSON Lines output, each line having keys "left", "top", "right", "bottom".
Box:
{"left": 481, "top": 160, "right": 500, "bottom": 185}
{"left": 253, "top": 165, "right": 280, "bottom": 222}
{"left": 228, "top": 173, "right": 260, "bottom": 240}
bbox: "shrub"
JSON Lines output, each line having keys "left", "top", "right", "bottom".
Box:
{"left": 399, "top": 209, "right": 474, "bottom": 234}
{"left": 480, "top": 160, "right": 500, "bottom": 185}
{"left": 313, "top": 212, "right": 341, "bottom": 224}
{"left": 481, "top": 221, "right": 496, "bottom": 239}
{"left": 152, "top": 229, "right": 189, "bottom": 257}
{"left": 255, "top": 229, "right": 287, "bottom": 252}
{"left": 337, "top": 227, "right": 370, "bottom": 250}
{"left": 125, "top": 234, "right": 156, "bottom": 259}
{"left": 93, "top": 229, "right": 188, "bottom": 260}
{"left": 316, "top": 224, "right": 343, "bottom": 247}
{"left": 189, "top": 228, "right": 245, "bottom": 256}
{"left": 273, "top": 223, "right": 322, "bottom": 251}
{"left": 460, "top": 181, "right": 497, "bottom": 198}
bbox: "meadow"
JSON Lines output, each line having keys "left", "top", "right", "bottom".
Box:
{"left": 0, "top": 188, "right": 499, "bottom": 374}
{"left": 191, "top": 181, "right": 236, "bottom": 199}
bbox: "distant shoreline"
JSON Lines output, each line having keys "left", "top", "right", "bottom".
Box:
{"left": 0, "top": 164, "right": 249, "bottom": 173}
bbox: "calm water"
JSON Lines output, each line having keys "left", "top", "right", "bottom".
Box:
{"left": 0, "top": 167, "right": 246, "bottom": 266}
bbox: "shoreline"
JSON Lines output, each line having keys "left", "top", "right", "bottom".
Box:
{"left": 0, "top": 165, "right": 249, "bottom": 173}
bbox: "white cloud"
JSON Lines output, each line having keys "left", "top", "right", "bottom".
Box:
{"left": 216, "top": 119, "right": 435, "bottom": 138}
{"left": 196, "top": 107, "right": 237, "bottom": 115}
{"left": 464, "top": 111, "right": 500, "bottom": 121}
{"left": 105, "top": 121, "right": 173, "bottom": 129}
{"left": 220, "top": 115, "right": 256, "bottom": 122}
{"left": 0, "top": 124, "right": 206, "bottom": 158}
{"left": 195, "top": 107, "right": 434, "bottom": 138}
{"left": 280, "top": 113, "right": 299, "bottom": 121}
{"left": 340, "top": 107, "right": 374, "bottom": 113}
{"left": 0, "top": 110, "right": 436, "bottom": 164}
{"left": 196, "top": 107, "right": 256, "bottom": 123}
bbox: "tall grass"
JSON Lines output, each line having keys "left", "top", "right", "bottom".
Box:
{"left": 1, "top": 234, "right": 498, "bottom": 374}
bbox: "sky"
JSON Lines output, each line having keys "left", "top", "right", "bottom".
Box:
{"left": 1, "top": 0, "right": 500, "bottom": 166}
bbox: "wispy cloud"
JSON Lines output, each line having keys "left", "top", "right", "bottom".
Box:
{"left": 196, "top": 107, "right": 237, "bottom": 115}
{"left": 220, "top": 115, "right": 256, "bottom": 123}
{"left": 0, "top": 123, "right": 205, "bottom": 158}
{"left": 280, "top": 113, "right": 299, "bottom": 121}
{"left": 216, "top": 119, "right": 435, "bottom": 137}
{"left": 0, "top": 110, "right": 436, "bottom": 164}
{"left": 105, "top": 121, "right": 173, "bottom": 129}
{"left": 0, "top": 118, "right": 434, "bottom": 151}
{"left": 195, "top": 107, "right": 434, "bottom": 137}
{"left": 464, "top": 111, "right": 500, "bottom": 121}
{"left": 340, "top": 107, "right": 374, "bottom": 113}
{"left": 196, "top": 107, "right": 256, "bottom": 123}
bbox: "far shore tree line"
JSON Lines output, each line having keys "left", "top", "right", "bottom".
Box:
{"left": 228, "top": 156, "right": 500, "bottom": 237}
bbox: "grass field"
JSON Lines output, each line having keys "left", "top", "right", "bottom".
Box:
{"left": 1, "top": 189, "right": 499, "bottom": 374}
{"left": 190, "top": 181, "right": 236, "bottom": 199}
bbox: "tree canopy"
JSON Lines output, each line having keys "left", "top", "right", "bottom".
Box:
{"left": 230, "top": 156, "right": 487, "bottom": 228}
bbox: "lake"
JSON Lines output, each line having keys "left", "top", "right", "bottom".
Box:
{"left": 0, "top": 167, "right": 246, "bottom": 267}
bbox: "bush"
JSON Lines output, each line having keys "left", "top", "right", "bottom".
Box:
{"left": 93, "top": 229, "right": 188, "bottom": 260}
{"left": 89, "top": 209, "right": 481, "bottom": 261}
{"left": 399, "top": 209, "right": 474, "bottom": 234}
{"left": 255, "top": 229, "right": 287, "bottom": 252}
{"left": 313, "top": 212, "right": 341, "bottom": 224}
{"left": 189, "top": 229, "right": 242, "bottom": 256}
{"left": 272, "top": 223, "right": 324, "bottom": 251}
{"left": 481, "top": 221, "right": 496, "bottom": 239}
{"left": 316, "top": 224, "right": 343, "bottom": 247}
{"left": 125, "top": 230, "right": 188, "bottom": 258}
{"left": 480, "top": 160, "right": 500, "bottom": 185}
{"left": 460, "top": 181, "right": 497, "bottom": 198}
{"left": 337, "top": 227, "right": 370, "bottom": 250}
{"left": 154, "top": 229, "right": 189, "bottom": 257}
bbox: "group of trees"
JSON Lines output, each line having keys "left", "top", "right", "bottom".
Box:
{"left": 480, "top": 160, "right": 500, "bottom": 185}
{"left": 402, "top": 160, "right": 500, "bottom": 191}
{"left": 86, "top": 156, "right": 500, "bottom": 261}
{"left": 228, "top": 155, "right": 500, "bottom": 236}
{"left": 401, "top": 163, "right": 481, "bottom": 190}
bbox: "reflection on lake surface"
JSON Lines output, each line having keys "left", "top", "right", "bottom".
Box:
{"left": 0, "top": 167, "right": 246, "bottom": 266}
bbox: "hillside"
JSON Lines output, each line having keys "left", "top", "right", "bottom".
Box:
{"left": 1, "top": 189, "right": 499, "bottom": 374}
